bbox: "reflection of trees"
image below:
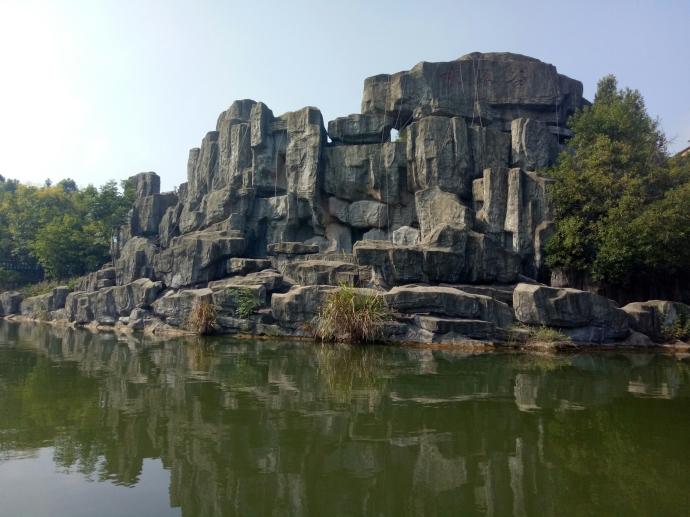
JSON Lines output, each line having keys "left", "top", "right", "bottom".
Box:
{"left": 0, "top": 320, "right": 689, "bottom": 516}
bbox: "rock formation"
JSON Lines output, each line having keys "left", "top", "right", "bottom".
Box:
{"left": 3, "top": 52, "right": 686, "bottom": 346}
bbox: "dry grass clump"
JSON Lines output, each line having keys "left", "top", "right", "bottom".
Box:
{"left": 527, "top": 325, "right": 571, "bottom": 344}
{"left": 314, "top": 285, "right": 390, "bottom": 344}
{"left": 186, "top": 300, "right": 218, "bottom": 335}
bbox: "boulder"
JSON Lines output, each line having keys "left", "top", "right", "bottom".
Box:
{"left": 511, "top": 118, "right": 559, "bottom": 170}
{"left": 385, "top": 285, "right": 514, "bottom": 328}
{"left": 116, "top": 237, "right": 158, "bottom": 285}
{"left": 154, "top": 231, "right": 246, "bottom": 288}
{"left": 0, "top": 291, "right": 22, "bottom": 316}
{"left": 327, "top": 113, "right": 392, "bottom": 144}
{"left": 392, "top": 226, "right": 420, "bottom": 246}
{"left": 622, "top": 300, "right": 690, "bottom": 342}
{"left": 513, "top": 283, "right": 629, "bottom": 341}
{"left": 271, "top": 285, "right": 336, "bottom": 329}
{"left": 354, "top": 241, "right": 424, "bottom": 286}
{"left": 152, "top": 288, "right": 213, "bottom": 327}
{"left": 20, "top": 287, "right": 70, "bottom": 316}
{"left": 347, "top": 200, "right": 388, "bottom": 229}
{"left": 211, "top": 284, "right": 267, "bottom": 314}
{"left": 415, "top": 187, "right": 473, "bottom": 238}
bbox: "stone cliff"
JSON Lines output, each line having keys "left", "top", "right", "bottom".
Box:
{"left": 3, "top": 52, "right": 687, "bottom": 346}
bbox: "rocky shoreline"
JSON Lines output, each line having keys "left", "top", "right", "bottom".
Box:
{"left": 1, "top": 52, "right": 689, "bottom": 350}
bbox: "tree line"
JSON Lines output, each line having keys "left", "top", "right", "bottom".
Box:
{"left": 546, "top": 75, "right": 690, "bottom": 295}
{"left": 0, "top": 177, "right": 135, "bottom": 288}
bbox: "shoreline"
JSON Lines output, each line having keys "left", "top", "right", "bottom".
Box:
{"left": 4, "top": 314, "right": 689, "bottom": 356}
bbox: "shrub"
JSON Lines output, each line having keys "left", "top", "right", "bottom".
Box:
{"left": 186, "top": 300, "right": 218, "bottom": 335}
{"left": 20, "top": 278, "right": 77, "bottom": 298}
{"left": 235, "top": 287, "right": 260, "bottom": 319}
{"left": 527, "top": 325, "right": 571, "bottom": 344}
{"left": 314, "top": 285, "right": 390, "bottom": 344}
{"left": 661, "top": 313, "right": 690, "bottom": 342}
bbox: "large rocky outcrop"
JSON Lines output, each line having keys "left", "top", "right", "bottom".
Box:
{"left": 513, "top": 283, "right": 629, "bottom": 342}
{"left": 9, "top": 52, "right": 666, "bottom": 347}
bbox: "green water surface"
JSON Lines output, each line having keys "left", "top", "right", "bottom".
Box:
{"left": 0, "top": 321, "right": 688, "bottom": 517}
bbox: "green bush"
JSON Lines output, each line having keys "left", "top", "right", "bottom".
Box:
{"left": 234, "top": 287, "right": 260, "bottom": 319}
{"left": 661, "top": 314, "right": 690, "bottom": 342}
{"left": 314, "top": 285, "right": 390, "bottom": 344}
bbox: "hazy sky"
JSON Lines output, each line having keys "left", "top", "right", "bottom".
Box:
{"left": 1, "top": 0, "right": 689, "bottom": 191}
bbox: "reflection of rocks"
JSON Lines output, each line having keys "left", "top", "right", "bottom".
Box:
{"left": 1, "top": 321, "right": 689, "bottom": 516}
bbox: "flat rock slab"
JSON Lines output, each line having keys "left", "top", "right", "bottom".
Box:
{"left": 267, "top": 242, "right": 320, "bottom": 256}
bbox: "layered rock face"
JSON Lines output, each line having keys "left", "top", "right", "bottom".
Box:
{"left": 10, "top": 52, "right": 670, "bottom": 345}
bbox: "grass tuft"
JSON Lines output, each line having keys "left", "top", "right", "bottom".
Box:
{"left": 186, "top": 300, "right": 218, "bottom": 335}
{"left": 526, "top": 325, "right": 571, "bottom": 344}
{"left": 314, "top": 285, "right": 390, "bottom": 344}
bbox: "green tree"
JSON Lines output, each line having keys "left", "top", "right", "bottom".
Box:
{"left": 545, "top": 75, "right": 689, "bottom": 287}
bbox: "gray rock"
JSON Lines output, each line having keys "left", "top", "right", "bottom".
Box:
{"left": 129, "top": 192, "right": 178, "bottom": 237}
{"left": 152, "top": 288, "right": 214, "bottom": 327}
{"left": 271, "top": 285, "right": 336, "bottom": 329}
{"left": 211, "top": 284, "right": 267, "bottom": 314}
{"left": 267, "top": 242, "right": 319, "bottom": 255}
{"left": 290, "top": 260, "right": 360, "bottom": 286}
{"left": 622, "top": 300, "right": 690, "bottom": 342}
{"left": 392, "top": 226, "right": 420, "bottom": 246}
{"left": 116, "top": 237, "right": 158, "bottom": 285}
{"left": 415, "top": 187, "right": 473, "bottom": 238}
{"left": 327, "top": 113, "right": 392, "bottom": 144}
{"left": 414, "top": 315, "right": 498, "bottom": 340}
{"left": 128, "top": 308, "right": 154, "bottom": 330}
{"left": 511, "top": 118, "right": 559, "bottom": 170}
{"left": 513, "top": 283, "right": 629, "bottom": 341}
{"left": 348, "top": 200, "right": 388, "bottom": 229}
{"left": 324, "top": 142, "right": 407, "bottom": 204}
{"left": 0, "top": 291, "right": 21, "bottom": 316}
{"left": 154, "top": 231, "right": 246, "bottom": 288}
{"left": 385, "top": 285, "right": 514, "bottom": 328}
{"left": 130, "top": 172, "right": 161, "bottom": 198}
{"left": 362, "top": 229, "right": 388, "bottom": 241}
{"left": 20, "top": 287, "right": 70, "bottom": 316}
{"left": 228, "top": 258, "right": 272, "bottom": 275}
{"left": 406, "top": 116, "right": 472, "bottom": 196}
{"left": 361, "top": 52, "right": 583, "bottom": 127}
{"left": 208, "top": 270, "right": 285, "bottom": 294}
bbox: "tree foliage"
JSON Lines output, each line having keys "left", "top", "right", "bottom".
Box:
{"left": 0, "top": 177, "right": 134, "bottom": 285}
{"left": 546, "top": 75, "right": 690, "bottom": 287}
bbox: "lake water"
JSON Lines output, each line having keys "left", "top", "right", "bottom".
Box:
{"left": 0, "top": 321, "right": 689, "bottom": 517}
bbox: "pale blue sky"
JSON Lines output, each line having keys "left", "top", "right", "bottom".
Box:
{"left": 1, "top": 0, "right": 689, "bottom": 191}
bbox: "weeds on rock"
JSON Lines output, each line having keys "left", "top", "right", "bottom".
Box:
{"left": 186, "top": 300, "right": 218, "bottom": 335}
{"left": 526, "top": 325, "right": 571, "bottom": 344}
{"left": 314, "top": 285, "right": 390, "bottom": 344}
{"left": 661, "top": 313, "right": 690, "bottom": 342}
{"left": 235, "top": 287, "right": 260, "bottom": 319}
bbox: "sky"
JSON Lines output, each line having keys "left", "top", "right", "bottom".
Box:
{"left": 1, "top": 0, "right": 689, "bottom": 192}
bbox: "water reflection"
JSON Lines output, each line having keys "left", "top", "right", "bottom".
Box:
{"left": 0, "top": 321, "right": 689, "bottom": 517}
